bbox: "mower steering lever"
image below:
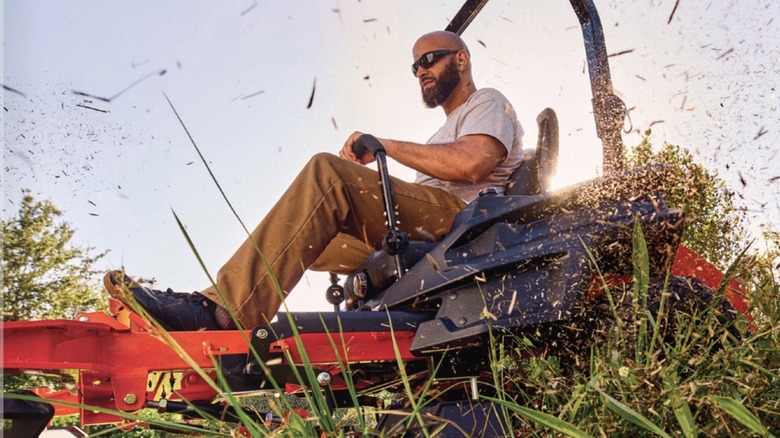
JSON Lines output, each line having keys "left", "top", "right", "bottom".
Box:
{"left": 352, "top": 134, "right": 408, "bottom": 278}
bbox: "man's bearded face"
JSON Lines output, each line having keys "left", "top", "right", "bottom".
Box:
{"left": 421, "top": 58, "right": 460, "bottom": 108}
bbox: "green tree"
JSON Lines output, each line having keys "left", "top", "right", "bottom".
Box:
{"left": 626, "top": 132, "right": 746, "bottom": 269}
{"left": 2, "top": 191, "right": 108, "bottom": 322}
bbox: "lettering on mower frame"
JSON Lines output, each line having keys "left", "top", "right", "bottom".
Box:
{"left": 146, "top": 371, "right": 185, "bottom": 401}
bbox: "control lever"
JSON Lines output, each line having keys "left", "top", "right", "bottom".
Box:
{"left": 352, "top": 134, "right": 409, "bottom": 278}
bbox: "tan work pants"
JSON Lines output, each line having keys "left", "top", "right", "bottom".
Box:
{"left": 201, "top": 153, "right": 466, "bottom": 327}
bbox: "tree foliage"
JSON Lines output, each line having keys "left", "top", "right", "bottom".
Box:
{"left": 626, "top": 132, "right": 746, "bottom": 269}
{"left": 2, "top": 191, "right": 107, "bottom": 321}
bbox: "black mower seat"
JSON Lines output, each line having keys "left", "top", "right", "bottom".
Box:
{"left": 505, "top": 108, "right": 559, "bottom": 196}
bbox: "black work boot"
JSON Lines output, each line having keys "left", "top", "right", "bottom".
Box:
{"left": 104, "top": 270, "right": 221, "bottom": 331}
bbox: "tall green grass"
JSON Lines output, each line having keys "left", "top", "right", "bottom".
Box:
{"left": 471, "top": 219, "right": 779, "bottom": 437}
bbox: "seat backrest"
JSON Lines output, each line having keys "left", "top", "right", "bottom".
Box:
{"left": 505, "top": 108, "right": 559, "bottom": 196}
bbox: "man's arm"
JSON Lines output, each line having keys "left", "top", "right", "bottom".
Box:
{"left": 340, "top": 131, "right": 506, "bottom": 183}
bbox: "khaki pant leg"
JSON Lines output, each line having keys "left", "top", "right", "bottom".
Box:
{"left": 201, "top": 152, "right": 466, "bottom": 327}
{"left": 309, "top": 234, "right": 375, "bottom": 275}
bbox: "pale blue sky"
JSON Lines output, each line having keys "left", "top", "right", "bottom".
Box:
{"left": 3, "top": 1, "right": 778, "bottom": 312}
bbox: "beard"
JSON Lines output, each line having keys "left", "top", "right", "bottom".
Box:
{"left": 421, "top": 58, "right": 460, "bottom": 108}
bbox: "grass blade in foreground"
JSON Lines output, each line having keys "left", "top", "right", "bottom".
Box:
{"left": 712, "top": 396, "right": 775, "bottom": 437}
{"left": 660, "top": 368, "right": 696, "bottom": 438}
{"left": 481, "top": 395, "right": 591, "bottom": 438}
{"left": 632, "top": 215, "right": 650, "bottom": 364}
{"left": 591, "top": 386, "right": 671, "bottom": 438}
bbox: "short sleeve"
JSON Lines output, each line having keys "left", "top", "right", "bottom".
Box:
{"left": 456, "top": 89, "right": 516, "bottom": 154}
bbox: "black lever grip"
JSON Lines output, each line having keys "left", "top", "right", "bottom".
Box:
{"left": 352, "top": 134, "right": 386, "bottom": 159}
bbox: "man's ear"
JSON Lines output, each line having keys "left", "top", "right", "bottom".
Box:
{"left": 457, "top": 53, "right": 467, "bottom": 68}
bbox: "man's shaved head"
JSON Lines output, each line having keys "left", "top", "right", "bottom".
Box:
{"left": 413, "top": 31, "right": 470, "bottom": 58}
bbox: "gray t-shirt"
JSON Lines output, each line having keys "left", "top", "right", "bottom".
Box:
{"left": 415, "top": 88, "right": 524, "bottom": 202}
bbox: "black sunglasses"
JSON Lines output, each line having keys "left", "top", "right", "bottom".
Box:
{"left": 411, "top": 49, "right": 458, "bottom": 76}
